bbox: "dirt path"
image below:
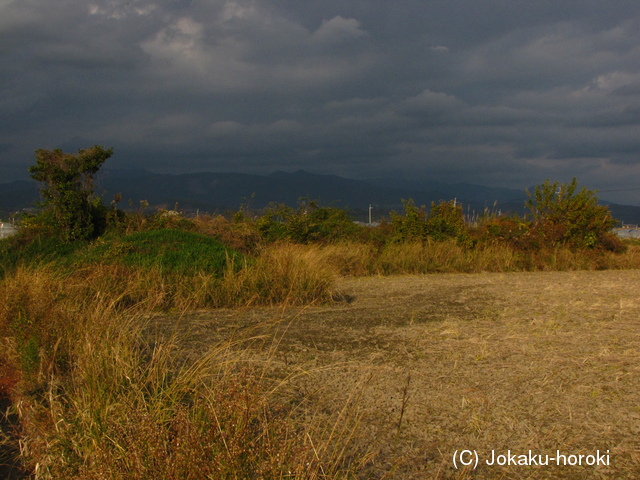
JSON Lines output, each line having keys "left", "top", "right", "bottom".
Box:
{"left": 151, "top": 270, "right": 640, "bottom": 479}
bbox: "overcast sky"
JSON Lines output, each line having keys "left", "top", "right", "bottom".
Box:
{"left": 2, "top": 0, "right": 640, "bottom": 203}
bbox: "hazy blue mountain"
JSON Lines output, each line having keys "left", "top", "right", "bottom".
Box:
{"left": 366, "top": 177, "right": 528, "bottom": 203}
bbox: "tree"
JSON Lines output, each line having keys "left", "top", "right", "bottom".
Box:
{"left": 525, "top": 178, "right": 617, "bottom": 249}
{"left": 29, "top": 145, "right": 113, "bottom": 242}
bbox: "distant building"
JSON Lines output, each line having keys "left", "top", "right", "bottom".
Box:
{"left": 614, "top": 227, "right": 640, "bottom": 239}
{"left": 0, "top": 222, "right": 18, "bottom": 239}
{"left": 353, "top": 221, "right": 380, "bottom": 227}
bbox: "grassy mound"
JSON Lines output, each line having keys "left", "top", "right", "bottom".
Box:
{"left": 76, "top": 228, "right": 245, "bottom": 276}
{"left": 0, "top": 228, "right": 245, "bottom": 279}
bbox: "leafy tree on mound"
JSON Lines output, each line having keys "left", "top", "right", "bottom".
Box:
{"left": 29, "top": 145, "right": 113, "bottom": 242}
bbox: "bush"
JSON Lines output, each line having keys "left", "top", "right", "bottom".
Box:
{"left": 474, "top": 215, "right": 531, "bottom": 249}
{"left": 389, "top": 199, "right": 470, "bottom": 243}
{"left": 525, "top": 179, "right": 618, "bottom": 250}
{"left": 425, "top": 200, "right": 469, "bottom": 242}
{"left": 389, "top": 199, "right": 428, "bottom": 241}
{"left": 256, "top": 200, "right": 362, "bottom": 244}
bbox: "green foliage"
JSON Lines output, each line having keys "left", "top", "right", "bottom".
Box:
{"left": 77, "top": 228, "right": 244, "bottom": 276}
{"left": 474, "top": 215, "right": 529, "bottom": 246}
{"left": 10, "top": 311, "right": 43, "bottom": 374}
{"left": 0, "top": 227, "right": 243, "bottom": 280}
{"left": 256, "top": 199, "right": 362, "bottom": 243}
{"left": 255, "top": 203, "right": 294, "bottom": 242}
{"left": 389, "top": 199, "right": 428, "bottom": 240}
{"left": 305, "top": 203, "right": 361, "bottom": 242}
{"left": 425, "top": 200, "right": 468, "bottom": 242}
{"left": 28, "top": 145, "right": 113, "bottom": 242}
{"left": 390, "top": 199, "right": 470, "bottom": 243}
{"left": 0, "top": 233, "right": 87, "bottom": 279}
{"left": 525, "top": 178, "right": 618, "bottom": 249}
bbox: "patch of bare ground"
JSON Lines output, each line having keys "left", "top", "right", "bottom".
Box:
{"left": 150, "top": 270, "right": 640, "bottom": 479}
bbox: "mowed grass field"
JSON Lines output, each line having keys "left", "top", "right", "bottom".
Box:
{"left": 150, "top": 269, "right": 640, "bottom": 479}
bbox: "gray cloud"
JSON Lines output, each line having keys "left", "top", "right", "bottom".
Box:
{"left": 2, "top": 0, "right": 640, "bottom": 204}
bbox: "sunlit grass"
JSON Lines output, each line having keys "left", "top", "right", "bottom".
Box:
{"left": 0, "top": 264, "right": 361, "bottom": 479}
{"left": 2, "top": 219, "right": 640, "bottom": 478}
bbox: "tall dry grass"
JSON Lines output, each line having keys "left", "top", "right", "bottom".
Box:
{"left": 0, "top": 261, "right": 363, "bottom": 479}
{"left": 28, "top": 242, "right": 338, "bottom": 312}
{"left": 3, "top": 235, "right": 640, "bottom": 477}
{"left": 375, "top": 240, "right": 517, "bottom": 273}
{"left": 269, "top": 239, "right": 640, "bottom": 276}
{"left": 152, "top": 243, "right": 337, "bottom": 309}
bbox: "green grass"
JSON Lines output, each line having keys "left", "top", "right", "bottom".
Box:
{"left": 75, "top": 228, "right": 245, "bottom": 276}
{"left": 1, "top": 228, "right": 245, "bottom": 278}
{"left": 0, "top": 234, "right": 87, "bottom": 278}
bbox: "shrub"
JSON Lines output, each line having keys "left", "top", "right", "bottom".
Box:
{"left": 255, "top": 203, "right": 294, "bottom": 242}
{"left": 525, "top": 179, "right": 618, "bottom": 250}
{"left": 474, "top": 215, "right": 531, "bottom": 249}
{"left": 389, "top": 199, "right": 428, "bottom": 241}
{"left": 425, "top": 200, "right": 469, "bottom": 242}
{"left": 389, "top": 199, "right": 470, "bottom": 243}
{"left": 256, "top": 200, "right": 362, "bottom": 244}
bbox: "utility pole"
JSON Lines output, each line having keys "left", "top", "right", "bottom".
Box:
{"left": 369, "top": 204, "right": 373, "bottom": 225}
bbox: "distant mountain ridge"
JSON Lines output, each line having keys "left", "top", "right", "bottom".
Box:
{"left": 95, "top": 169, "right": 530, "bottom": 220}
{"left": 2, "top": 169, "right": 640, "bottom": 224}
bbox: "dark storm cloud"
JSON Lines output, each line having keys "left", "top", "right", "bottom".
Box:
{"left": 2, "top": 0, "right": 640, "bottom": 203}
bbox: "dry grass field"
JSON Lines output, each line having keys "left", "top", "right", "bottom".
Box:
{"left": 150, "top": 270, "right": 640, "bottom": 479}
